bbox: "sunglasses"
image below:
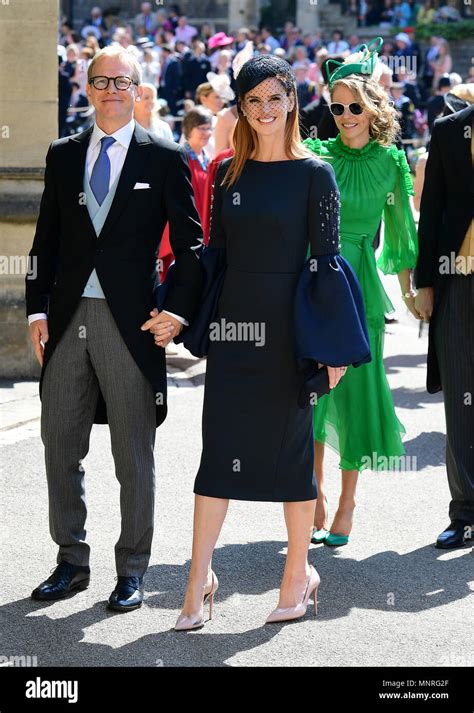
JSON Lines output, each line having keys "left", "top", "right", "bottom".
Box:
{"left": 329, "top": 102, "right": 364, "bottom": 117}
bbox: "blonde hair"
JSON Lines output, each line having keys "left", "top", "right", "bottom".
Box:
{"left": 330, "top": 75, "right": 400, "bottom": 146}
{"left": 195, "top": 82, "right": 214, "bottom": 103}
{"left": 451, "top": 82, "right": 474, "bottom": 104}
{"left": 222, "top": 79, "right": 312, "bottom": 188}
{"left": 141, "top": 82, "right": 158, "bottom": 99}
{"left": 87, "top": 46, "right": 142, "bottom": 85}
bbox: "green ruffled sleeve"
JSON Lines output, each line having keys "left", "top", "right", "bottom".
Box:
{"left": 302, "top": 137, "right": 324, "bottom": 157}
{"left": 377, "top": 146, "right": 418, "bottom": 275}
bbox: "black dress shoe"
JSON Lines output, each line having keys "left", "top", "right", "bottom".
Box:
{"left": 435, "top": 520, "right": 473, "bottom": 549}
{"left": 31, "top": 561, "right": 90, "bottom": 601}
{"left": 107, "top": 576, "right": 144, "bottom": 612}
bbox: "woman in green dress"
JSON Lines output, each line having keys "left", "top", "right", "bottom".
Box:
{"left": 303, "top": 40, "right": 420, "bottom": 546}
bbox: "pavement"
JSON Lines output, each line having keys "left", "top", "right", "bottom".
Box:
{"left": 0, "top": 275, "right": 473, "bottom": 668}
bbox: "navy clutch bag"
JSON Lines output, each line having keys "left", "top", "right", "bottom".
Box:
{"left": 156, "top": 247, "right": 226, "bottom": 358}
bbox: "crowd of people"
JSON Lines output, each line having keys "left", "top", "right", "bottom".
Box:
{"left": 357, "top": 0, "right": 467, "bottom": 27}
{"left": 58, "top": 2, "right": 474, "bottom": 157}
{"left": 26, "top": 3, "right": 473, "bottom": 624}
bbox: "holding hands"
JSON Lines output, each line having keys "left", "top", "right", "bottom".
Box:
{"left": 141, "top": 308, "right": 183, "bottom": 348}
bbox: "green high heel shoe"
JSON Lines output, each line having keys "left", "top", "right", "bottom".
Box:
{"left": 311, "top": 496, "right": 329, "bottom": 544}
{"left": 324, "top": 532, "right": 349, "bottom": 547}
{"left": 311, "top": 528, "right": 330, "bottom": 544}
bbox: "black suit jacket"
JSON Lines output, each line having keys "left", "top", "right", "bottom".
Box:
{"left": 183, "top": 55, "right": 211, "bottom": 96}
{"left": 25, "top": 122, "right": 204, "bottom": 426}
{"left": 158, "top": 57, "right": 183, "bottom": 113}
{"left": 415, "top": 104, "right": 474, "bottom": 392}
{"left": 299, "top": 95, "right": 338, "bottom": 141}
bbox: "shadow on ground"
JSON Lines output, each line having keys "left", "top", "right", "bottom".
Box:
{"left": 1, "top": 540, "right": 471, "bottom": 667}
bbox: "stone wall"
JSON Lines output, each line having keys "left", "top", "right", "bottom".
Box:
{"left": 0, "top": 0, "right": 59, "bottom": 378}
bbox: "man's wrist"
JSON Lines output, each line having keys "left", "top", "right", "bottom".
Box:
{"left": 162, "top": 310, "right": 189, "bottom": 327}
{"left": 28, "top": 313, "right": 48, "bottom": 325}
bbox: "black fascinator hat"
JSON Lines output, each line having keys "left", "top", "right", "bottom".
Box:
{"left": 235, "top": 55, "right": 296, "bottom": 112}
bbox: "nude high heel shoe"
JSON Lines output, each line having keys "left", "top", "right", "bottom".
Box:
{"left": 265, "top": 566, "right": 320, "bottom": 624}
{"left": 174, "top": 571, "right": 219, "bottom": 631}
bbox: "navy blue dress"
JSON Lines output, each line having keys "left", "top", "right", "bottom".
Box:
{"left": 191, "top": 156, "right": 370, "bottom": 502}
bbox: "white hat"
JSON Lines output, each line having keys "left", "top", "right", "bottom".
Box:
{"left": 395, "top": 33, "right": 410, "bottom": 45}
{"left": 81, "top": 24, "right": 101, "bottom": 40}
{"left": 206, "top": 71, "right": 235, "bottom": 102}
{"left": 232, "top": 40, "right": 254, "bottom": 79}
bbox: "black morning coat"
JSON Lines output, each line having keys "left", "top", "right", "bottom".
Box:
{"left": 415, "top": 104, "right": 474, "bottom": 393}
{"left": 25, "top": 122, "right": 204, "bottom": 427}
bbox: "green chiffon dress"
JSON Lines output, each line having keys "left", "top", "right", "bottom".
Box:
{"left": 303, "top": 134, "right": 418, "bottom": 471}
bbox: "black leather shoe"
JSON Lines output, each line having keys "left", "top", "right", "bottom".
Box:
{"left": 107, "top": 576, "right": 144, "bottom": 612}
{"left": 435, "top": 520, "right": 473, "bottom": 549}
{"left": 31, "top": 561, "right": 90, "bottom": 601}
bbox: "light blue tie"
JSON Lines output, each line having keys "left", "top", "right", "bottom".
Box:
{"left": 90, "top": 136, "right": 116, "bottom": 206}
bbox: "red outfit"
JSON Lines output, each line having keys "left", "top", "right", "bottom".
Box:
{"left": 158, "top": 153, "right": 207, "bottom": 281}
{"left": 201, "top": 149, "right": 234, "bottom": 245}
{"left": 158, "top": 149, "right": 234, "bottom": 281}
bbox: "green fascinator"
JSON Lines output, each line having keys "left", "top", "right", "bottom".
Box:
{"left": 327, "top": 36, "right": 383, "bottom": 89}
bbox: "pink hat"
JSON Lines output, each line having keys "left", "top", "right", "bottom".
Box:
{"left": 208, "top": 32, "right": 234, "bottom": 49}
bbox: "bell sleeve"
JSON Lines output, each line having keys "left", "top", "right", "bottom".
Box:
{"left": 377, "top": 146, "right": 418, "bottom": 275}
{"left": 294, "top": 161, "right": 371, "bottom": 405}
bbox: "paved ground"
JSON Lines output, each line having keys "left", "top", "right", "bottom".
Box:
{"left": 0, "top": 275, "right": 472, "bottom": 668}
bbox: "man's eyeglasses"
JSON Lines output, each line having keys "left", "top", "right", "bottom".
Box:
{"left": 89, "top": 76, "right": 138, "bottom": 91}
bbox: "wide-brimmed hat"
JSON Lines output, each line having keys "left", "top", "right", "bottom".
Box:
{"left": 208, "top": 32, "right": 234, "bottom": 49}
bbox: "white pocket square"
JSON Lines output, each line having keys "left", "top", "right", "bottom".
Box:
{"left": 133, "top": 182, "right": 151, "bottom": 189}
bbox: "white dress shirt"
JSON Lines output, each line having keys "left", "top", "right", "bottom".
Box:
{"left": 28, "top": 119, "right": 187, "bottom": 326}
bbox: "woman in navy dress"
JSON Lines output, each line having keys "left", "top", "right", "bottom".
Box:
{"left": 166, "top": 57, "right": 371, "bottom": 629}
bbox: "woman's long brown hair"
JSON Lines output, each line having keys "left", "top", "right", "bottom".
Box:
{"left": 222, "top": 78, "right": 312, "bottom": 189}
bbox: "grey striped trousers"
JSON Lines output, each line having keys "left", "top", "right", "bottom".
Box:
{"left": 434, "top": 273, "right": 474, "bottom": 524}
{"left": 41, "top": 297, "right": 157, "bottom": 576}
